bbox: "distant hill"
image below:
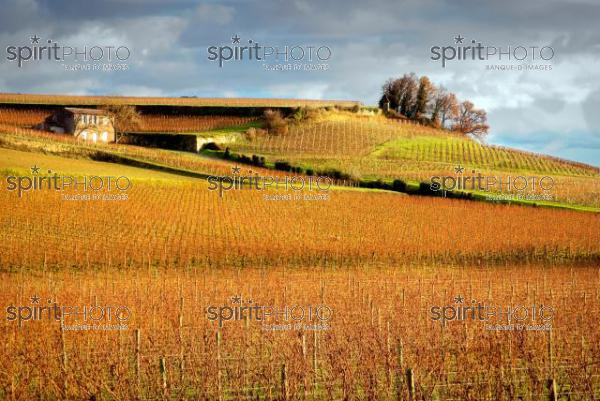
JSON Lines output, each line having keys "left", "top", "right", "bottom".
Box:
{"left": 0, "top": 93, "right": 360, "bottom": 109}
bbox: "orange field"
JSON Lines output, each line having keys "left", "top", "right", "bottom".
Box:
{"left": 0, "top": 181, "right": 598, "bottom": 269}
{"left": 0, "top": 174, "right": 599, "bottom": 400}
{"left": 1, "top": 263, "right": 599, "bottom": 400}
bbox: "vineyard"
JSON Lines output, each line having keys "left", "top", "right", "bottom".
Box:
{"left": 0, "top": 138, "right": 599, "bottom": 400}
{"left": 0, "top": 107, "right": 258, "bottom": 134}
{"left": 0, "top": 125, "right": 288, "bottom": 180}
{"left": 234, "top": 119, "right": 598, "bottom": 177}
{"left": 134, "top": 115, "right": 257, "bottom": 133}
{"left": 0, "top": 176, "right": 598, "bottom": 270}
{"left": 0, "top": 107, "right": 50, "bottom": 127}
{"left": 2, "top": 113, "right": 600, "bottom": 207}
{"left": 227, "top": 117, "right": 600, "bottom": 207}
{"left": 1, "top": 261, "right": 599, "bottom": 400}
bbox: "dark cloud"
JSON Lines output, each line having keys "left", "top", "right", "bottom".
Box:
{"left": 582, "top": 89, "right": 600, "bottom": 130}
{"left": 0, "top": 0, "right": 598, "bottom": 165}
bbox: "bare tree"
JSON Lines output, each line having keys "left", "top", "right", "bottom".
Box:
{"left": 379, "top": 73, "right": 418, "bottom": 117}
{"left": 451, "top": 101, "right": 489, "bottom": 138}
{"left": 101, "top": 105, "right": 141, "bottom": 134}
{"left": 413, "top": 76, "right": 433, "bottom": 120}
{"left": 431, "top": 87, "right": 459, "bottom": 129}
{"left": 430, "top": 86, "right": 446, "bottom": 127}
{"left": 379, "top": 79, "right": 398, "bottom": 111}
{"left": 440, "top": 93, "right": 459, "bottom": 129}
{"left": 398, "top": 73, "right": 418, "bottom": 117}
{"left": 380, "top": 74, "right": 488, "bottom": 135}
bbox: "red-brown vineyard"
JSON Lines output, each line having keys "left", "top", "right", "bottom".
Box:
{"left": 1, "top": 265, "right": 598, "bottom": 400}
{"left": 0, "top": 182, "right": 598, "bottom": 269}
{"left": 0, "top": 179, "right": 599, "bottom": 399}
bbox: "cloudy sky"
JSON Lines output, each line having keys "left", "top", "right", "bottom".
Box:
{"left": 1, "top": 0, "right": 599, "bottom": 166}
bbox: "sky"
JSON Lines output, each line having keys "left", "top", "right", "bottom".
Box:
{"left": 0, "top": 0, "right": 599, "bottom": 166}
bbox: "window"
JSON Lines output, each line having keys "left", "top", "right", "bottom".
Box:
{"left": 101, "top": 131, "right": 108, "bottom": 142}
{"left": 92, "top": 133, "right": 97, "bottom": 143}
{"left": 81, "top": 130, "right": 87, "bottom": 140}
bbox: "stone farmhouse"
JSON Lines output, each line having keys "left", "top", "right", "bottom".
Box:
{"left": 41, "top": 107, "right": 116, "bottom": 143}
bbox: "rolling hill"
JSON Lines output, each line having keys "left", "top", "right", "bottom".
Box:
{"left": 0, "top": 98, "right": 598, "bottom": 209}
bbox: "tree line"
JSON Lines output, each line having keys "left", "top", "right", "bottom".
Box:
{"left": 378, "top": 73, "right": 489, "bottom": 138}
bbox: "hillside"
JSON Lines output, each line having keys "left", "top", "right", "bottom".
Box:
{"left": 218, "top": 113, "right": 600, "bottom": 208}
{"left": 0, "top": 100, "right": 598, "bottom": 209}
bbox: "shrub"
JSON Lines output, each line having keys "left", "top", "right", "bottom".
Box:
{"left": 245, "top": 127, "right": 257, "bottom": 141}
{"left": 251, "top": 154, "right": 266, "bottom": 167}
{"left": 320, "top": 168, "right": 351, "bottom": 181}
{"left": 274, "top": 160, "right": 292, "bottom": 172}
{"left": 384, "top": 109, "right": 408, "bottom": 120}
{"left": 292, "top": 107, "right": 306, "bottom": 122}
{"left": 418, "top": 182, "right": 440, "bottom": 196}
{"left": 392, "top": 179, "right": 407, "bottom": 192}
{"left": 263, "top": 109, "right": 288, "bottom": 135}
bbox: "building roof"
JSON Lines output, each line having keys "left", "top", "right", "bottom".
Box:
{"left": 64, "top": 107, "right": 109, "bottom": 116}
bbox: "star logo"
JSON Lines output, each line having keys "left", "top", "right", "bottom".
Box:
{"left": 231, "top": 165, "right": 241, "bottom": 174}
{"left": 30, "top": 295, "right": 40, "bottom": 304}
{"left": 231, "top": 295, "right": 242, "bottom": 304}
{"left": 231, "top": 34, "right": 241, "bottom": 44}
{"left": 30, "top": 34, "right": 40, "bottom": 44}
{"left": 31, "top": 165, "right": 40, "bottom": 174}
{"left": 454, "top": 295, "right": 464, "bottom": 304}
{"left": 454, "top": 34, "right": 464, "bottom": 44}
{"left": 454, "top": 165, "right": 465, "bottom": 174}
